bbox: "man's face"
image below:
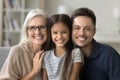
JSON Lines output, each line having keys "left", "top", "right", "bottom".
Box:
{"left": 72, "top": 16, "right": 96, "bottom": 48}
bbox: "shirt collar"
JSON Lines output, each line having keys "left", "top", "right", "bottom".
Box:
{"left": 89, "top": 39, "right": 100, "bottom": 59}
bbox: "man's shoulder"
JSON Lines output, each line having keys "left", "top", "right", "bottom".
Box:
{"left": 98, "top": 42, "right": 115, "bottom": 51}
{"left": 95, "top": 41, "right": 119, "bottom": 56}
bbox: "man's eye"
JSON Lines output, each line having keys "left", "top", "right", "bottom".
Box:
{"left": 73, "top": 26, "right": 80, "bottom": 29}
{"left": 52, "top": 32, "right": 57, "bottom": 34}
{"left": 75, "top": 27, "right": 80, "bottom": 29}
{"left": 84, "top": 27, "right": 93, "bottom": 31}
{"left": 85, "top": 27, "right": 91, "bottom": 30}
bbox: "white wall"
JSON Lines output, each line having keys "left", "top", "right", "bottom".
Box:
{"left": 45, "top": 0, "right": 120, "bottom": 39}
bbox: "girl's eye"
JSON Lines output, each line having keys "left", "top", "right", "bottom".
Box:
{"left": 62, "top": 31, "right": 67, "bottom": 33}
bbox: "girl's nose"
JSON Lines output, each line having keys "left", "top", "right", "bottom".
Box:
{"left": 57, "top": 33, "right": 62, "bottom": 39}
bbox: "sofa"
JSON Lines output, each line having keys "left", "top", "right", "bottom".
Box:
{"left": 0, "top": 47, "right": 10, "bottom": 69}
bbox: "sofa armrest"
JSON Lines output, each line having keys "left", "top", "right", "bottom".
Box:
{"left": 0, "top": 47, "right": 10, "bottom": 69}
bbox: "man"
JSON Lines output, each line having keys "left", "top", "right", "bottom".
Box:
{"left": 71, "top": 7, "right": 120, "bottom": 80}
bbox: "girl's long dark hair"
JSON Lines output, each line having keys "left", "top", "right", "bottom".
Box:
{"left": 47, "top": 14, "right": 73, "bottom": 80}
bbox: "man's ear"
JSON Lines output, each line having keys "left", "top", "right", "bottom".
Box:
{"left": 93, "top": 28, "right": 96, "bottom": 36}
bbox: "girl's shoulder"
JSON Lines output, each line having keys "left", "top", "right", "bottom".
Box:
{"left": 72, "top": 48, "right": 83, "bottom": 58}
{"left": 44, "top": 49, "right": 54, "bottom": 57}
{"left": 45, "top": 49, "right": 54, "bottom": 53}
{"left": 72, "top": 48, "right": 81, "bottom": 54}
{"left": 72, "top": 48, "right": 84, "bottom": 63}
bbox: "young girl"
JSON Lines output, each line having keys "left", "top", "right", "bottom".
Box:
{"left": 42, "top": 14, "right": 83, "bottom": 80}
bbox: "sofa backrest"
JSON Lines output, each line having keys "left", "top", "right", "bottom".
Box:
{"left": 0, "top": 47, "right": 10, "bottom": 69}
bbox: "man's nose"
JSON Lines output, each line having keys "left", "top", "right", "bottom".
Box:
{"left": 78, "top": 29, "right": 85, "bottom": 35}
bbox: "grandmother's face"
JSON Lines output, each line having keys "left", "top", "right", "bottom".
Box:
{"left": 27, "top": 16, "right": 47, "bottom": 46}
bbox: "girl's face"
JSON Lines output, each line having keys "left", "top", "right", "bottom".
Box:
{"left": 27, "top": 16, "right": 47, "bottom": 47}
{"left": 51, "top": 22, "right": 69, "bottom": 48}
